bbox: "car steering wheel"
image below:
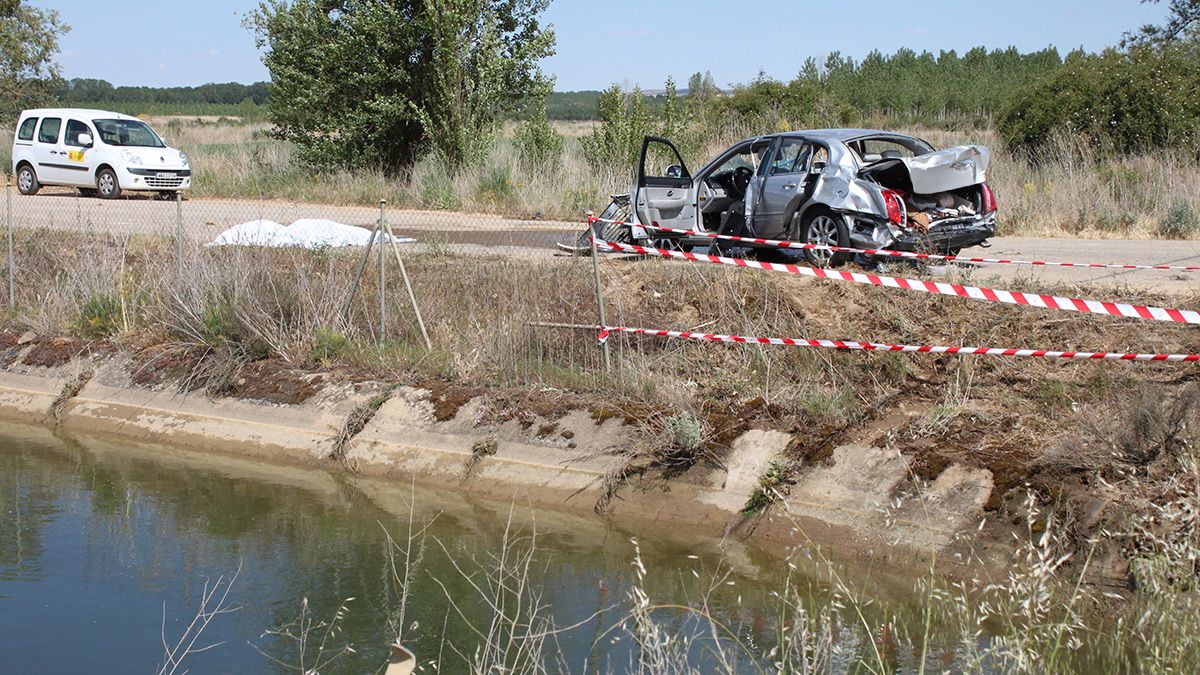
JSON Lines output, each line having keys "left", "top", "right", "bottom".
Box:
{"left": 731, "top": 166, "right": 753, "bottom": 197}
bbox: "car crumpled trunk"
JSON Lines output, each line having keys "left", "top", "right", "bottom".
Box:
{"left": 860, "top": 145, "right": 990, "bottom": 232}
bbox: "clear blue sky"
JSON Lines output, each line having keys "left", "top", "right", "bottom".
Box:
{"left": 36, "top": 0, "right": 1169, "bottom": 91}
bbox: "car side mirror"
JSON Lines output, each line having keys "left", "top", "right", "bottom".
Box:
{"left": 809, "top": 161, "right": 826, "bottom": 175}
{"left": 665, "top": 164, "right": 683, "bottom": 179}
{"left": 78, "top": 133, "right": 93, "bottom": 147}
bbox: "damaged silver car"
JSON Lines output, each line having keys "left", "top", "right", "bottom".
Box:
{"left": 586, "top": 130, "right": 998, "bottom": 267}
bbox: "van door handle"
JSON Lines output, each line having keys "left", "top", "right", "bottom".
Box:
{"left": 783, "top": 182, "right": 798, "bottom": 190}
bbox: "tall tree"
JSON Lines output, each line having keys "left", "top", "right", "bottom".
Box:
{"left": 0, "top": 0, "right": 68, "bottom": 119}
{"left": 247, "top": 0, "right": 554, "bottom": 174}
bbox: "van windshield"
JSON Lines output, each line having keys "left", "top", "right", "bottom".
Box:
{"left": 92, "top": 119, "right": 165, "bottom": 148}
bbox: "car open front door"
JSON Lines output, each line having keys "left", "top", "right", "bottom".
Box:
{"left": 634, "top": 136, "right": 696, "bottom": 233}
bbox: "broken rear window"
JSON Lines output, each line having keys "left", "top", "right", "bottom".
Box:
{"left": 852, "top": 137, "right": 934, "bottom": 163}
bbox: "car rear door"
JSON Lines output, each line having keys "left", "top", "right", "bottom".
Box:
{"left": 33, "top": 116, "right": 70, "bottom": 185}
{"left": 633, "top": 136, "right": 696, "bottom": 232}
{"left": 754, "top": 137, "right": 812, "bottom": 239}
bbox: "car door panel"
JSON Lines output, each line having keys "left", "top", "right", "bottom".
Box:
{"left": 61, "top": 118, "right": 97, "bottom": 187}
{"left": 33, "top": 117, "right": 69, "bottom": 185}
{"left": 755, "top": 138, "right": 811, "bottom": 238}
{"left": 634, "top": 136, "right": 696, "bottom": 232}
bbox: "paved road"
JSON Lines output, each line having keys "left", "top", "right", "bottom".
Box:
{"left": 8, "top": 187, "right": 579, "bottom": 241}
{"left": 9, "top": 190, "right": 1200, "bottom": 294}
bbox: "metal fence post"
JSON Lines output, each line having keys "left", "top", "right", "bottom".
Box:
{"left": 5, "top": 176, "right": 13, "bottom": 306}
{"left": 175, "top": 192, "right": 184, "bottom": 279}
{"left": 378, "top": 200, "right": 387, "bottom": 344}
{"left": 377, "top": 213, "right": 431, "bottom": 351}
{"left": 588, "top": 215, "right": 612, "bottom": 372}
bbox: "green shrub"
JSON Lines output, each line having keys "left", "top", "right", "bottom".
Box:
{"left": 514, "top": 99, "right": 564, "bottom": 172}
{"left": 998, "top": 46, "right": 1200, "bottom": 154}
{"left": 581, "top": 84, "right": 654, "bottom": 173}
{"left": 76, "top": 294, "right": 122, "bottom": 338}
{"left": 1158, "top": 200, "right": 1200, "bottom": 239}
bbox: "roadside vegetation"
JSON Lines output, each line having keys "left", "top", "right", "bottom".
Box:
{"left": 5, "top": 229, "right": 1200, "bottom": 670}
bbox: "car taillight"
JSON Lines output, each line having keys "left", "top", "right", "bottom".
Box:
{"left": 883, "top": 189, "right": 904, "bottom": 226}
{"left": 982, "top": 182, "right": 998, "bottom": 213}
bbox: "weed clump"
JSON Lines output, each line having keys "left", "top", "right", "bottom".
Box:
{"left": 310, "top": 327, "right": 350, "bottom": 364}
{"left": 741, "top": 459, "right": 792, "bottom": 515}
{"left": 1158, "top": 200, "right": 1200, "bottom": 239}
{"left": 476, "top": 165, "right": 517, "bottom": 207}
{"left": 76, "top": 294, "right": 122, "bottom": 338}
{"left": 463, "top": 436, "right": 499, "bottom": 479}
{"left": 330, "top": 387, "right": 394, "bottom": 465}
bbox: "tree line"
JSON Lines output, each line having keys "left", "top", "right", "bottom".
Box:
{"left": 54, "top": 78, "right": 270, "bottom": 108}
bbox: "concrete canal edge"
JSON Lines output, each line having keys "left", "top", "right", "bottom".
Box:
{"left": 0, "top": 359, "right": 998, "bottom": 568}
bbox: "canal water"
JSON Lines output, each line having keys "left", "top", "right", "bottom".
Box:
{"left": 0, "top": 422, "right": 925, "bottom": 673}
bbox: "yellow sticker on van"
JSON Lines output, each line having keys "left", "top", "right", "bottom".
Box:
{"left": 68, "top": 150, "right": 85, "bottom": 162}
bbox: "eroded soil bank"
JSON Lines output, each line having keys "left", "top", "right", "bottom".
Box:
{"left": 0, "top": 331, "right": 1006, "bottom": 572}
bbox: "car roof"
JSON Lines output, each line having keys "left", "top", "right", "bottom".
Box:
{"left": 18, "top": 108, "right": 140, "bottom": 121}
{"left": 778, "top": 128, "right": 920, "bottom": 142}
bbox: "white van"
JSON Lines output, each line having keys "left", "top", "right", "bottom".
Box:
{"left": 11, "top": 108, "right": 190, "bottom": 199}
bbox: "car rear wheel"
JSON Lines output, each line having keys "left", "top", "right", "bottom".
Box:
{"left": 96, "top": 168, "right": 122, "bottom": 200}
{"left": 16, "top": 165, "right": 39, "bottom": 196}
{"left": 798, "top": 211, "right": 850, "bottom": 268}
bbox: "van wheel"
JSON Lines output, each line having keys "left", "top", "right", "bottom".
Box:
{"left": 96, "top": 168, "right": 121, "bottom": 199}
{"left": 797, "top": 210, "right": 850, "bottom": 268}
{"left": 16, "top": 165, "right": 39, "bottom": 195}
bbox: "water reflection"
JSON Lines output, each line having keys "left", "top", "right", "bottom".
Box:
{"left": 1, "top": 423, "right": 826, "bottom": 672}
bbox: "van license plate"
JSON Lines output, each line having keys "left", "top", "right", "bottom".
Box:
{"left": 156, "top": 172, "right": 173, "bottom": 178}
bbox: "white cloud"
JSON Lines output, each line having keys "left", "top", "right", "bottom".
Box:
{"left": 201, "top": 48, "right": 220, "bottom": 57}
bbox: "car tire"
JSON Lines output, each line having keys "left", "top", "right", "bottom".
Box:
{"left": 797, "top": 210, "right": 850, "bottom": 268}
{"left": 96, "top": 168, "right": 122, "bottom": 200}
{"left": 16, "top": 164, "right": 39, "bottom": 196}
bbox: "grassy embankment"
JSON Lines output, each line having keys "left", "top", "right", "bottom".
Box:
{"left": 2, "top": 223, "right": 1200, "bottom": 668}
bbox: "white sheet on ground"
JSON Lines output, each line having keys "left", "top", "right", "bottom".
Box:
{"left": 207, "top": 219, "right": 416, "bottom": 248}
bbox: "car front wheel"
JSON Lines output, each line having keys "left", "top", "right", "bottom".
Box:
{"left": 96, "top": 168, "right": 122, "bottom": 199}
{"left": 798, "top": 211, "right": 850, "bottom": 268}
{"left": 16, "top": 165, "right": 39, "bottom": 196}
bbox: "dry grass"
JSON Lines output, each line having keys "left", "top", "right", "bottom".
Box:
{"left": 163, "top": 118, "right": 1200, "bottom": 237}
{"left": 6, "top": 117, "right": 1198, "bottom": 238}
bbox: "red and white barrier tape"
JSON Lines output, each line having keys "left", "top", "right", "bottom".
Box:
{"left": 588, "top": 216, "right": 1200, "bottom": 272}
{"left": 597, "top": 326, "right": 1200, "bottom": 362}
{"left": 592, "top": 237, "right": 1200, "bottom": 325}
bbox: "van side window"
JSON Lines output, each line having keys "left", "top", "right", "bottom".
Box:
{"left": 37, "top": 118, "right": 62, "bottom": 144}
{"left": 17, "top": 117, "right": 38, "bottom": 142}
{"left": 65, "top": 120, "right": 93, "bottom": 147}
